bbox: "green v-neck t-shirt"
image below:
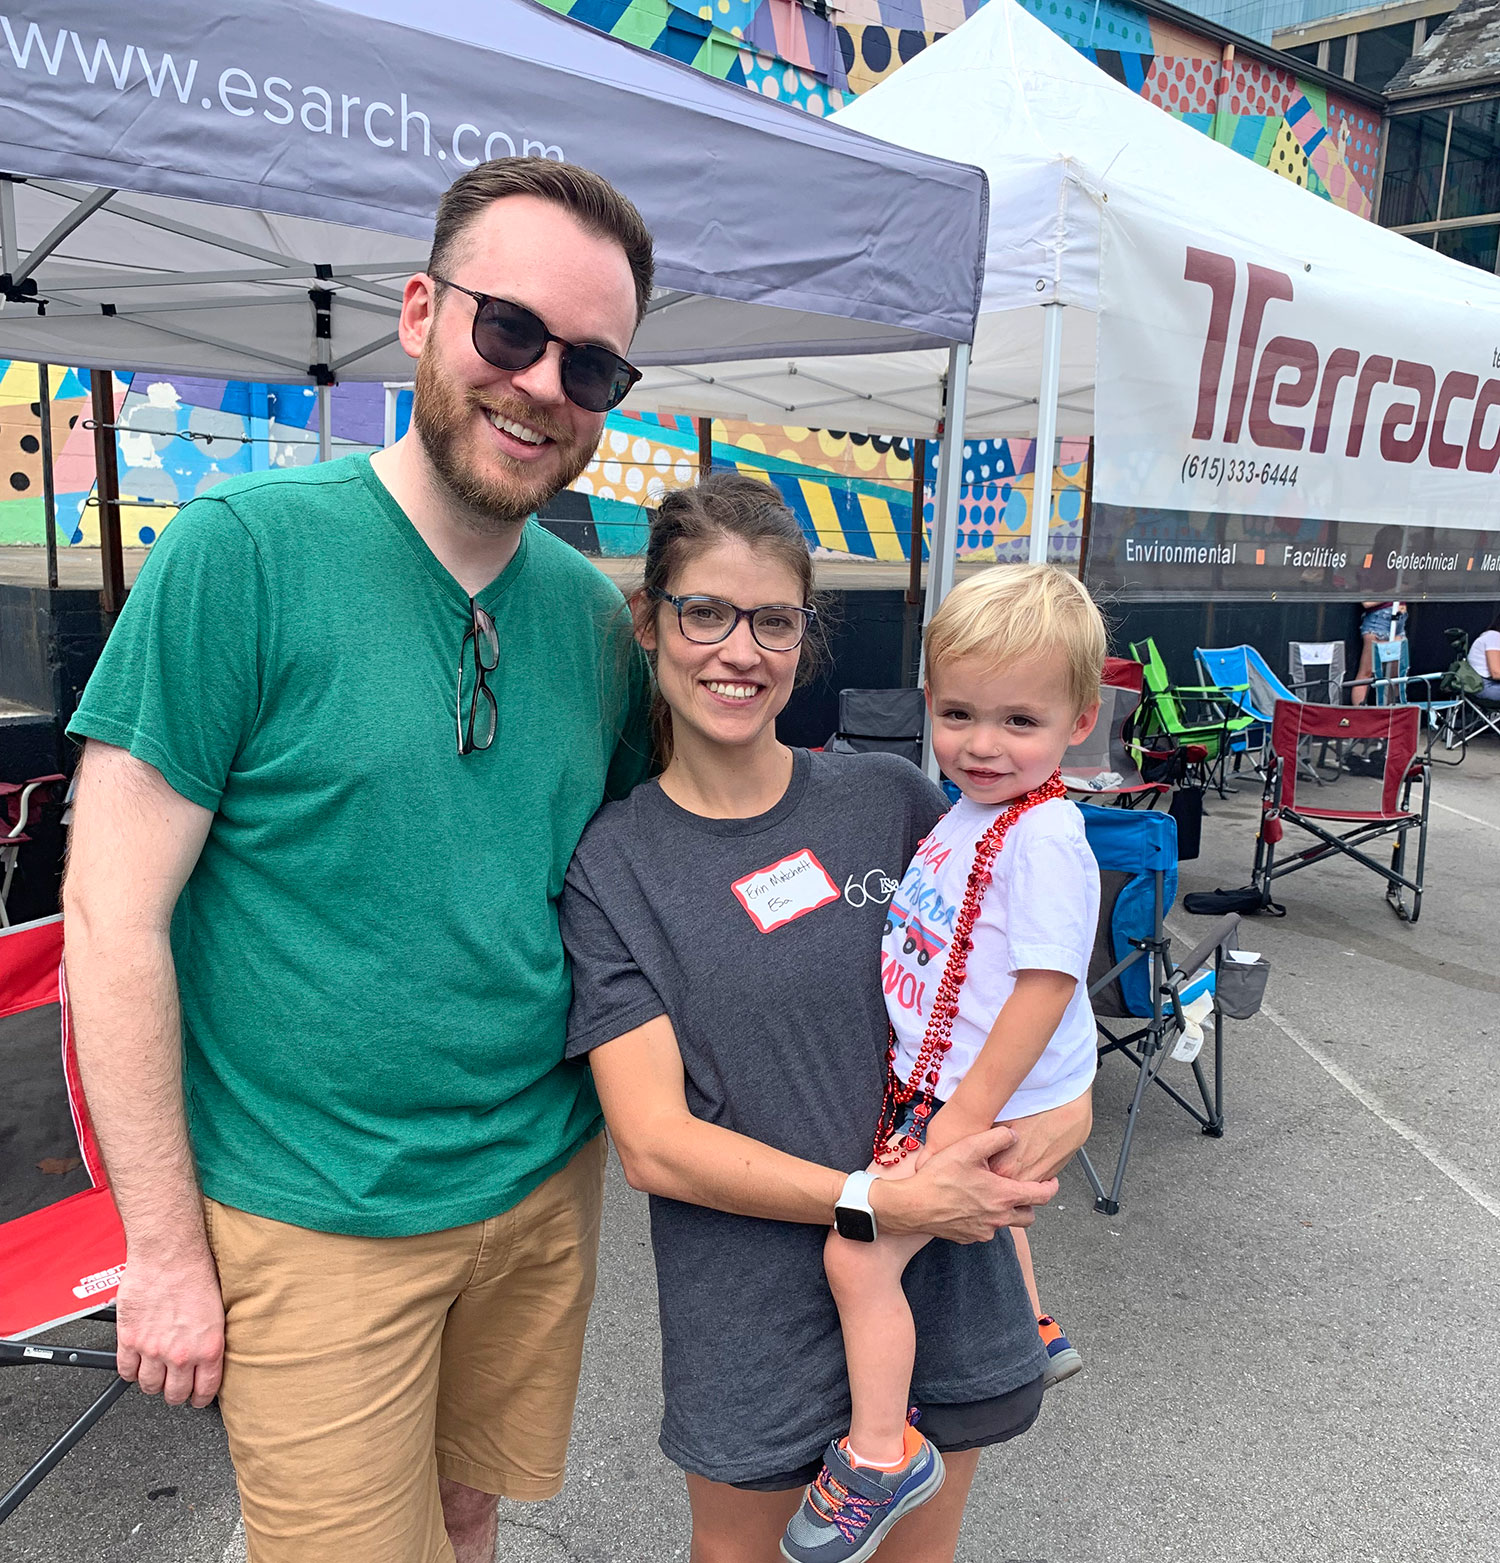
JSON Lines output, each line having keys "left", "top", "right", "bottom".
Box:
{"left": 69, "top": 455, "right": 650, "bottom": 1237}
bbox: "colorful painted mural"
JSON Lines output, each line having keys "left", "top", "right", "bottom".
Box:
{"left": 0, "top": 366, "right": 387, "bottom": 549}
{"left": 570, "top": 410, "right": 1089, "bottom": 563}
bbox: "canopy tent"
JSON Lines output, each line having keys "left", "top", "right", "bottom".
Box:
{"left": 0, "top": 0, "right": 986, "bottom": 381}
{"left": 632, "top": 0, "right": 1500, "bottom": 601}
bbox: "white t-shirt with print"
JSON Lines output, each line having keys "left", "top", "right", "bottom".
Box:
{"left": 1468, "top": 630, "right": 1500, "bottom": 681}
{"left": 884, "top": 795, "right": 1099, "bottom": 1122}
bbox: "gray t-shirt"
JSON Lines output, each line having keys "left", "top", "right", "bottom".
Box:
{"left": 561, "top": 748, "right": 1046, "bottom": 1484}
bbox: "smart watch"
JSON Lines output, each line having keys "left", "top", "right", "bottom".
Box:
{"left": 833, "top": 1170, "right": 880, "bottom": 1243}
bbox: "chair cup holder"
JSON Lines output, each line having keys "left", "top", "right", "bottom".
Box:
{"left": 1215, "top": 957, "right": 1270, "bottom": 1020}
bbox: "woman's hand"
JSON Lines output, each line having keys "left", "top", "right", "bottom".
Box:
{"left": 873, "top": 1125, "right": 1058, "bottom": 1243}
{"left": 987, "top": 1093, "right": 1094, "bottom": 1183}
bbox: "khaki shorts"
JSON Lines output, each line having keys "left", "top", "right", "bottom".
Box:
{"left": 204, "top": 1134, "right": 606, "bottom": 1563}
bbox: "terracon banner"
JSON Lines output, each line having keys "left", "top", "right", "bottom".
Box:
{"left": 1090, "top": 209, "right": 1500, "bottom": 600}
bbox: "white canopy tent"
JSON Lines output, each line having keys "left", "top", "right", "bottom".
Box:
{"left": 631, "top": 0, "right": 1500, "bottom": 596}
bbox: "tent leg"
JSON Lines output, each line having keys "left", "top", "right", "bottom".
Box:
{"left": 37, "top": 363, "right": 58, "bottom": 591}
{"left": 90, "top": 370, "right": 126, "bottom": 616}
{"left": 901, "top": 436, "right": 927, "bottom": 687}
{"left": 921, "top": 342, "right": 971, "bottom": 778}
{"left": 317, "top": 384, "right": 332, "bottom": 463}
{"left": 1029, "top": 302, "right": 1064, "bottom": 566}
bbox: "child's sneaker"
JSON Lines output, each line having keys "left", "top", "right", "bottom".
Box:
{"left": 1038, "top": 1314, "right": 1082, "bottom": 1388}
{"left": 780, "top": 1428, "right": 945, "bottom": 1563}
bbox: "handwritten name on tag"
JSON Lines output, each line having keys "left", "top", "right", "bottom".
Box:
{"left": 732, "top": 849, "right": 840, "bottom": 934}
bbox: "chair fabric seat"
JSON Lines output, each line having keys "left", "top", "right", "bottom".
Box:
{"left": 0, "top": 1186, "right": 124, "bottom": 1341}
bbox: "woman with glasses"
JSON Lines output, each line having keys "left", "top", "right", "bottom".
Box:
{"left": 559, "top": 473, "right": 1091, "bottom": 1563}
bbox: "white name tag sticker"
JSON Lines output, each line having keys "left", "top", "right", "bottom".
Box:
{"left": 732, "top": 849, "right": 841, "bottom": 934}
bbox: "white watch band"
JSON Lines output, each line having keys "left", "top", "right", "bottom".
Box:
{"left": 838, "top": 1169, "right": 879, "bottom": 1218}
{"left": 839, "top": 1169, "right": 878, "bottom": 1209}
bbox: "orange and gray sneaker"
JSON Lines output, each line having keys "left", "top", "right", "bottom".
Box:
{"left": 1037, "top": 1315, "right": 1082, "bottom": 1388}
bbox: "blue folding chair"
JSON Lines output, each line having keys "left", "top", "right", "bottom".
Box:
{"left": 1370, "top": 639, "right": 1464, "bottom": 761}
{"left": 1076, "top": 805, "right": 1260, "bottom": 1215}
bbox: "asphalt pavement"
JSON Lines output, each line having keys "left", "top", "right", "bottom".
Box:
{"left": 5, "top": 739, "right": 1499, "bottom": 1562}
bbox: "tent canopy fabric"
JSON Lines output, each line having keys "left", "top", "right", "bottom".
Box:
{"left": 631, "top": 0, "right": 1500, "bottom": 438}
{"left": 0, "top": 0, "right": 989, "bottom": 382}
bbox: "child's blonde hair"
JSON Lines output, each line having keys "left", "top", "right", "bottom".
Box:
{"left": 924, "top": 565, "right": 1107, "bottom": 713}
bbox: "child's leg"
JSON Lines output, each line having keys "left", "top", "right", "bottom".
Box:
{"left": 823, "top": 1225, "right": 932, "bottom": 1465}
{"left": 1011, "top": 1225, "right": 1042, "bottom": 1318}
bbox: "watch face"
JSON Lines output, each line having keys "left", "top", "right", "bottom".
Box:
{"left": 834, "top": 1206, "right": 876, "bottom": 1243}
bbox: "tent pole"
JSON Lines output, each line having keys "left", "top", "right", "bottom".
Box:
{"left": 1030, "top": 302, "right": 1064, "bottom": 566}
{"left": 317, "top": 384, "right": 332, "bottom": 463}
{"left": 90, "top": 370, "right": 125, "bottom": 617}
{"left": 37, "top": 363, "right": 58, "bottom": 591}
{"left": 384, "top": 385, "right": 399, "bottom": 449}
{"left": 921, "top": 342, "right": 970, "bottom": 777}
{"left": 697, "top": 417, "right": 713, "bottom": 478}
{"left": 1077, "top": 435, "right": 1095, "bottom": 585}
{"left": 901, "top": 437, "right": 928, "bottom": 687}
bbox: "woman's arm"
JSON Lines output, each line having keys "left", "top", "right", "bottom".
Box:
{"left": 589, "top": 1016, "right": 1058, "bottom": 1244}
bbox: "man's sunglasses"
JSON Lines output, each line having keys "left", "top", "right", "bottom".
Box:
{"left": 430, "top": 275, "right": 642, "bottom": 414}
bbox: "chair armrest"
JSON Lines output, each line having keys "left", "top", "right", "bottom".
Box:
{"left": 1174, "top": 914, "right": 1241, "bottom": 980}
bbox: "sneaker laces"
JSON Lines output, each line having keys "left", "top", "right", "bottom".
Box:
{"left": 807, "top": 1466, "right": 879, "bottom": 1544}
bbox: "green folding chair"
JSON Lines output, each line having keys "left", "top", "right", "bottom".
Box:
{"left": 1130, "top": 638, "right": 1257, "bottom": 796}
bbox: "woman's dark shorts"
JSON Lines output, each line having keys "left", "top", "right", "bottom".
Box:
{"left": 728, "top": 1373, "right": 1046, "bottom": 1493}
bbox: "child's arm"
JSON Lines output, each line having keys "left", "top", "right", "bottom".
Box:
{"left": 918, "top": 969, "right": 1077, "bottom": 1159}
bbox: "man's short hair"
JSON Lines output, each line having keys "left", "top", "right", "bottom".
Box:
{"left": 428, "top": 157, "right": 655, "bottom": 323}
{"left": 924, "top": 565, "right": 1107, "bottom": 713}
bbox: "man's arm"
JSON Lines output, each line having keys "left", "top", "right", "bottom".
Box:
{"left": 63, "top": 739, "right": 219, "bottom": 1408}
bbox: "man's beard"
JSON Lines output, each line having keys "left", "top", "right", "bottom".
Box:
{"left": 412, "top": 347, "right": 599, "bottom": 532}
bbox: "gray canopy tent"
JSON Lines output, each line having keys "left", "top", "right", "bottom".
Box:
{"left": 0, "top": 0, "right": 987, "bottom": 599}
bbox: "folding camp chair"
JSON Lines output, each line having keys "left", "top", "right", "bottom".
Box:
{"left": 1195, "top": 645, "right": 1340, "bottom": 784}
{"left": 1251, "top": 702, "right": 1431, "bottom": 924}
{"left": 1075, "top": 805, "right": 1264, "bottom": 1215}
{"left": 823, "top": 688, "right": 926, "bottom": 768}
{"left": 0, "top": 915, "right": 128, "bottom": 1524}
{"left": 1437, "top": 628, "right": 1500, "bottom": 750}
{"left": 1062, "top": 657, "right": 1168, "bottom": 809}
{"left": 0, "top": 774, "right": 66, "bottom": 929}
{"left": 1369, "top": 639, "right": 1464, "bottom": 761}
{"left": 1130, "top": 637, "right": 1256, "bottom": 796}
{"left": 1288, "top": 640, "right": 1346, "bottom": 704}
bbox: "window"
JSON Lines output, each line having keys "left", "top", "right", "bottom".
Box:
{"left": 1352, "top": 23, "right": 1415, "bottom": 91}
{"left": 1436, "top": 223, "right": 1500, "bottom": 273}
{"left": 1441, "top": 99, "right": 1500, "bottom": 220}
{"left": 1381, "top": 111, "right": 1450, "bottom": 227}
{"left": 1284, "top": 42, "right": 1320, "bottom": 66}
{"left": 1326, "top": 35, "right": 1347, "bottom": 77}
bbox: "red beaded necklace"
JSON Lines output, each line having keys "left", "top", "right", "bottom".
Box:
{"left": 874, "top": 768, "right": 1066, "bottom": 1167}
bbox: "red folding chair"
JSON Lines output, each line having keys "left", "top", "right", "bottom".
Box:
{"left": 0, "top": 915, "right": 128, "bottom": 1524}
{"left": 1251, "top": 702, "right": 1430, "bottom": 924}
{"left": 0, "top": 774, "right": 66, "bottom": 929}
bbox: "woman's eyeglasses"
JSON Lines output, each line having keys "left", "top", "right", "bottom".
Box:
{"left": 648, "top": 588, "right": 815, "bottom": 653}
{"left": 430, "top": 275, "right": 642, "bottom": 414}
{"left": 457, "top": 597, "right": 499, "bottom": 756}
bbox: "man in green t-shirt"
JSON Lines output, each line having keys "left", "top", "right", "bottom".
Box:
{"left": 64, "top": 159, "right": 654, "bottom": 1563}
